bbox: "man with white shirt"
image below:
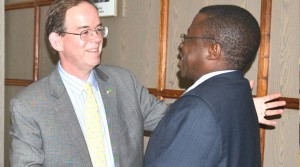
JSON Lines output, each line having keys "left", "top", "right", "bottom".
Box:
{"left": 144, "top": 5, "right": 263, "bottom": 167}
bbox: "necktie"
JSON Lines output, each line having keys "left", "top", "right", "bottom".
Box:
{"left": 84, "top": 83, "right": 107, "bottom": 167}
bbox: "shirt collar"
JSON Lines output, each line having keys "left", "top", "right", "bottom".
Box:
{"left": 184, "top": 70, "right": 236, "bottom": 94}
{"left": 58, "top": 61, "right": 97, "bottom": 94}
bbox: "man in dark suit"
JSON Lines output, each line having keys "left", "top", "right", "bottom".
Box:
{"left": 9, "top": 0, "right": 284, "bottom": 166}
{"left": 144, "top": 5, "right": 263, "bottom": 167}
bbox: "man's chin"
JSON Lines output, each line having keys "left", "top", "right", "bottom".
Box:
{"left": 179, "top": 71, "right": 186, "bottom": 79}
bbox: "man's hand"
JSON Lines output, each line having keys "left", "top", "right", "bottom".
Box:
{"left": 253, "top": 93, "right": 286, "bottom": 126}
{"left": 249, "top": 80, "right": 286, "bottom": 126}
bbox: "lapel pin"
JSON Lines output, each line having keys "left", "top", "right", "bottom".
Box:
{"left": 106, "top": 88, "right": 112, "bottom": 94}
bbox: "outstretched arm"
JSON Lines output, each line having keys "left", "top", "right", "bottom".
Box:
{"left": 249, "top": 80, "right": 286, "bottom": 126}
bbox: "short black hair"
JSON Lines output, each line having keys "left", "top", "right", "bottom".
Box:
{"left": 199, "top": 5, "right": 261, "bottom": 71}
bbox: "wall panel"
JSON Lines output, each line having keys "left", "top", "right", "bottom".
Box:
{"left": 5, "top": 8, "right": 34, "bottom": 80}
{"left": 100, "top": 0, "right": 161, "bottom": 88}
{"left": 264, "top": 0, "right": 299, "bottom": 166}
{"left": 0, "top": 0, "right": 4, "bottom": 166}
{"left": 265, "top": 109, "right": 298, "bottom": 167}
{"left": 5, "top": 0, "right": 23, "bottom": 4}
{"left": 38, "top": 6, "right": 57, "bottom": 78}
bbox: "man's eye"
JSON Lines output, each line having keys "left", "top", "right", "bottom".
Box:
{"left": 81, "top": 30, "right": 89, "bottom": 35}
{"left": 96, "top": 27, "right": 103, "bottom": 32}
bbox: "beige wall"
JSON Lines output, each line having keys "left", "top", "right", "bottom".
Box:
{"left": 1, "top": 0, "right": 5, "bottom": 166}
{"left": 4, "top": 0, "right": 299, "bottom": 166}
{"left": 264, "top": 1, "right": 299, "bottom": 166}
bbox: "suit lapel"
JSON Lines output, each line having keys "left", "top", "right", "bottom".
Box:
{"left": 50, "top": 69, "right": 92, "bottom": 167}
{"left": 94, "top": 68, "right": 122, "bottom": 167}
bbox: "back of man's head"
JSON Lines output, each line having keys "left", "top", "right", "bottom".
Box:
{"left": 199, "top": 5, "right": 261, "bottom": 71}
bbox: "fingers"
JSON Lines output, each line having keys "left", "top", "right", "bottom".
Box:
{"left": 264, "top": 100, "right": 286, "bottom": 110}
{"left": 264, "top": 109, "right": 284, "bottom": 116}
{"left": 261, "top": 109, "right": 284, "bottom": 126}
{"left": 261, "top": 93, "right": 282, "bottom": 102}
{"left": 254, "top": 92, "right": 286, "bottom": 126}
{"left": 249, "top": 80, "right": 255, "bottom": 89}
{"left": 259, "top": 118, "right": 277, "bottom": 126}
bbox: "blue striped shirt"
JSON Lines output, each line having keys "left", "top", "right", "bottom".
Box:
{"left": 58, "top": 62, "right": 115, "bottom": 167}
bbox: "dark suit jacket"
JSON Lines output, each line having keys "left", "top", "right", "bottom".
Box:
{"left": 144, "top": 71, "right": 261, "bottom": 167}
{"left": 10, "top": 65, "right": 168, "bottom": 167}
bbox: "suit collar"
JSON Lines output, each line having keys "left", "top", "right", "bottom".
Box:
{"left": 94, "top": 65, "right": 109, "bottom": 82}
{"left": 94, "top": 67, "right": 121, "bottom": 166}
{"left": 49, "top": 67, "right": 66, "bottom": 98}
{"left": 49, "top": 66, "right": 92, "bottom": 167}
{"left": 50, "top": 65, "right": 122, "bottom": 166}
{"left": 185, "top": 70, "right": 237, "bottom": 94}
{"left": 184, "top": 71, "right": 245, "bottom": 96}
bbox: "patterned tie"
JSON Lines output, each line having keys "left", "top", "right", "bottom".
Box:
{"left": 83, "top": 83, "right": 107, "bottom": 167}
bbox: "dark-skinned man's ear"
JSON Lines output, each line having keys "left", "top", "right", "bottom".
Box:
{"left": 207, "top": 43, "right": 221, "bottom": 60}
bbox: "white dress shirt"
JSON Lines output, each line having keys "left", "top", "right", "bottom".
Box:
{"left": 58, "top": 62, "right": 115, "bottom": 167}
{"left": 185, "top": 70, "right": 236, "bottom": 94}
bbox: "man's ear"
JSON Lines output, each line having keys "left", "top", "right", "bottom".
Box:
{"left": 49, "top": 32, "right": 63, "bottom": 52}
{"left": 207, "top": 43, "right": 221, "bottom": 60}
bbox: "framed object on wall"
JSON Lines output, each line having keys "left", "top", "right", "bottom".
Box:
{"left": 92, "top": 0, "right": 117, "bottom": 17}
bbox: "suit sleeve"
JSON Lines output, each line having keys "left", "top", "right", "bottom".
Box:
{"left": 145, "top": 96, "right": 221, "bottom": 167}
{"left": 128, "top": 71, "right": 168, "bottom": 131}
{"left": 10, "top": 97, "right": 44, "bottom": 167}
